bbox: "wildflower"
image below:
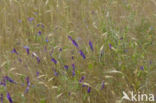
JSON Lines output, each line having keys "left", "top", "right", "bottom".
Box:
{"left": 4, "top": 76, "right": 16, "bottom": 84}
{"left": 82, "top": 84, "right": 87, "bottom": 87}
{"left": 41, "top": 24, "right": 45, "bottom": 28}
{"left": 68, "top": 36, "right": 79, "bottom": 48}
{"left": 38, "top": 31, "right": 42, "bottom": 35}
{"left": 79, "top": 50, "right": 86, "bottom": 59}
{"left": 72, "top": 56, "right": 74, "bottom": 60}
{"left": 36, "top": 57, "right": 40, "bottom": 63}
{"left": 72, "top": 64, "right": 75, "bottom": 69}
{"left": 79, "top": 76, "right": 85, "bottom": 83}
{"left": 11, "top": 48, "right": 18, "bottom": 55}
{"left": 51, "top": 58, "right": 57, "bottom": 64}
{"left": 7, "top": 92, "right": 13, "bottom": 103}
{"left": 54, "top": 70, "right": 58, "bottom": 76}
{"left": 109, "top": 44, "right": 112, "bottom": 49}
{"left": 18, "top": 20, "right": 22, "bottom": 23}
{"left": 59, "top": 48, "right": 62, "bottom": 52}
{"left": 87, "top": 87, "right": 91, "bottom": 93}
{"left": 72, "top": 64, "right": 76, "bottom": 76}
{"left": 37, "top": 24, "right": 40, "bottom": 27}
{"left": 25, "top": 77, "right": 30, "bottom": 94}
{"left": 72, "top": 69, "right": 75, "bottom": 76}
{"left": 140, "top": 66, "right": 144, "bottom": 70}
{"left": 64, "top": 65, "right": 69, "bottom": 70}
{"left": 0, "top": 94, "right": 3, "bottom": 103}
{"left": 28, "top": 17, "right": 34, "bottom": 22}
{"left": 45, "top": 38, "right": 48, "bottom": 42}
{"left": 36, "top": 72, "right": 39, "bottom": 77}
{"left": 101, "top": 81, "right": 105, "bottom": 89}
{"left": 89, "top": 40, "right": 94, "bottom": 51}
{"left": 24, "top": 46, "right": 29, "bottom": 55}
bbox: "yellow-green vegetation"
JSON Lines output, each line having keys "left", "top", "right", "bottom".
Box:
{"left": 0, "top": 0, "right": 156, "bottom": 103}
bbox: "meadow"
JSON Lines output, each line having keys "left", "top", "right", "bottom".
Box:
{"left": 0, "top": 0, "right": 156, "bottom": 103}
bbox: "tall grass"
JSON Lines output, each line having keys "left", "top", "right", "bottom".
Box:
{"left": 0, "top": 0, "right": 155, "bottom": 103}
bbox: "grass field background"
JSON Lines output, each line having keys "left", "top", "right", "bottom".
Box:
{"left": 0, "top": 0, "right": 156, "bottom": 103}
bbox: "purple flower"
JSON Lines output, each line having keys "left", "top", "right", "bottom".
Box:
{"left": 36, "top": 72, "right": 39, "bottom": 77}
{"left": 7, "top": 92, "right": 13, "bottom": 103}
{"left": 37, "top": 24, "right": 40, "bottom": 27}
{"left": 0, "top": 94, "right": 3, "bottom": 103}
{"left": 51, "top": 58, "right": 57, "bottom": 64}
{"left": 18, "top": 58, "right": 22, "bottom": 62}
{"left": 54, "top": 70, "right": 59, "bottom": 76}
{"left": 36, "top": 57, "right": 40, "bottom": 63}
{"left": 72, "top": 69, "right": 75, "bottom": 76}
{"left": 87, "top": 87, "right": 91, "bottom": 93}
{"left": 140, "top": 66, "right": 144, "bottom": 70}
{"left": 24, "top": 46, "right": 29, "bottom": 55}
{"left": 72, "top": 64, "right": 75, "bottom": 69}
{"left": 82, "top": 84, "right": 87, "bottom": 87}
{"left": 28, "top": 17, "right": 34, "bottom": 22}
{"left": 89, "top": 40, "right": 94, "bottom": 51}
{"left": 41, "top": 24, "right": 45, "bottom": 28}
{"left": 109, "top": 44, "right": 112, "bottom": 49}
{"left": 72, "top": 64, "right": 75, "bottom": 76}
{"left": 72, "top": 56, "right": 74, "bottom": 60}
{"left": 0, "top": 79, "right": 6, "bottom": 87}
{"left": 38, "top": 31, "right": 42, "bottom": 35}
{"left": 64, "top": 65, "right": 69, "bottom": 70}
{"left": 79, "top": 76, "right": 85, "bottom": 83}
{"left": 68, "top": 36, "right": 79, "bottom": 48}
{"left": 25, "top": 77, "right": 30, "bottom": 94}
{"left": 59, "top": 48, "right": 62, "bottom": 52}
{"left": 11, "top": 48, "right": 18, "bottom": 55}
{"left": 45, "top": 38, "right": 48, "bottom": 42}
{"left": 79, "top": 50, "right": 86, "bottom": 59}
{"left": 26, "top": 77, "right": 30, "bottom": 86}
{"left": 101, "top": 81, "right": 105, "bottom": 89}
{"left": 4, "top": 76, "right": 16, "bottom": 84}
{"left": 18, "top": 20, "right": 22, "bottom": 23}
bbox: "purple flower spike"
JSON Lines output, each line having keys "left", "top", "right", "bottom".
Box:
{"left": 18, "top": 20, "right": 22, "bottom": 23}
{"left": 24, "top": 46, "right": 29, "bottom": 55}
{"left": 72, "top": 64, "right": 75, "bottom": 69}
{"left": 140, "top": 66, "right": 144, "bottom": 70}
{"left": 4, "top": 76, "right": 16, "bottom": 84}
{"left": 38, "top": 31, "right": 42, "bottom": 35}
{"left": 25, "top": 77, "right": 30, "bottom": 94}
{"left": 11, "top": 48, "right": 18, "bottom": 55}
{"left": 36, "top": 72, "right": 39, "bottom": 77}
{"left": 101, "top": 81, "right": 105, "bottom": 89}
{"left": 79, "top": 50, "right": 86, "bottom": 59}
{"left": 72, "top": 56, "right": 74, "bottom": 60}
{"left": 51, "top": 58, "right": 57, "bottom": 64}
{"left": 59, "top": 48, "right": 62, "bottom": 52}
{"left": 54, "top": 70, "right": 59, "bottom": 76}
{"left": 41, "top": 24, "right": 45, "bottom": 28}
{"left": 109, "top": 44, "right": 112, "bottom": 49}
{"left": 82, "top": 84, "right": 87, "bottom": 87}
{"left": 68, "top": 36, "right": 79, "bottom": 48}
{"left": 79, "top": 76, "right": 85, "bottom": 83}
{"left": 46, "top": 38, "right": 48, "bottom": 42}
{"left": 89, "top": 40, "right": 94, "bottom": 51}
{"left": 72, "top": 69, "right": 75, "bottom": 76}
{"left": 0, "top": 94, "right": 3, "bottom": 103}
{"left": 87, "top": 87, "right": 91, "bottom": 93}
{"left": 37, "top": 24, "right": 40, "bottom": 27}
{"left": 28, "top": 17, "right": 34, "bottom": 22}
{"left": 64, "top": 65, "right": 69, "bottom": 70}
{"left": 7, "top": 92, "right": 13, "bottom": 103}
{"left": 36, "top": 57, "right": 40, "bottom": 63}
